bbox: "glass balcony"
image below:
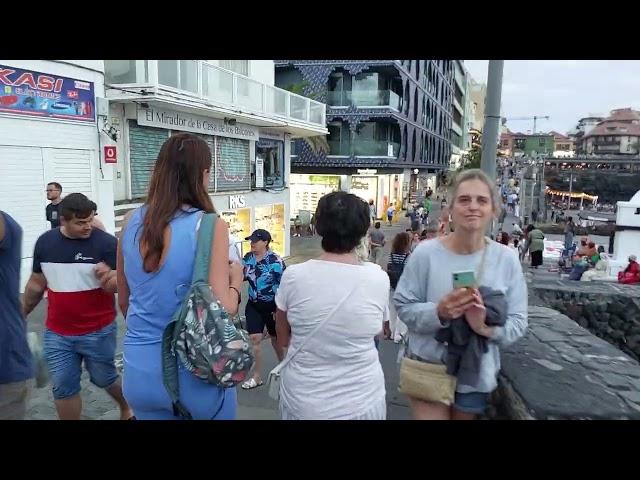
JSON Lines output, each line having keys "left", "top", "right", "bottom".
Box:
{"left": 328, "top": 140, "right": 400, "bottom": 157}
{"left": 105, "top": 60, "right": 326, "bottom": 128}
{"left": 326, "top": 90, "right": 401, "bottom": 110}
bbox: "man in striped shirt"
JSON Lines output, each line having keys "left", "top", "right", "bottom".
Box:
{"left": 22, "top": 193, "right": 133, "bottom": 420}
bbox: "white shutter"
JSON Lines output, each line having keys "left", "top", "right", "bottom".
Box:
{"left": 43, "top": 148, "right": 94, "bottom": 199}
{"left": 0, "top": 146, "right": 47, "bottom": 262}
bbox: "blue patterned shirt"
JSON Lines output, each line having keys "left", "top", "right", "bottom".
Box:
{"left": 243, "top": 250, "right": 286, "bottom": 302}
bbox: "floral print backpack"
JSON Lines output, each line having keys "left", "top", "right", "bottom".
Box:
{"left": 162, "top": 213, "right": 253, "bottom": 420}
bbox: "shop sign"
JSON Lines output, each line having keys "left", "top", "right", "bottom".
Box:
{"left": 138, "top": 107, "right": 258, "bottom": 141}
{"left": 357, "top": 169, "right": 377, "bottom": 175}
{"left": 229, "top": 195, "right": 247, "bottom": 209}
{"left": 255, "top": 157, "right": 264, "bottom": 188}
{"left": 0, "top": 64, "right": 95, "bottom": 122}
{"left": 104, "top": 145, "right": 117, "bottom": 164}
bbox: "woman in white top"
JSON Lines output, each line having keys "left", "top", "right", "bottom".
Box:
{"left": 275, "top": 191, "right": 389, "bottom": 420}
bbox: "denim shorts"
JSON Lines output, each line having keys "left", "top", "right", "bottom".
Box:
{"left": 43, "top": 322, "right": 119, "bottom": 400}
{"left": 454, "top": 391, "right": 490, "bottom": 415}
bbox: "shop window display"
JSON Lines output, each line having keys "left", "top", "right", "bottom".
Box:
{"left": 255, "top": 203, "right": 285, "bottom": 257}
{"left": 255, "top": 139, "right": 284, "bottom": 188}
{"left": 220, "top": 208, "right": 251, "bottom": 257}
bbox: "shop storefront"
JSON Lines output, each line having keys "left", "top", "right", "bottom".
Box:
{"left": 109, "top": 104, "right": 294, "bottom": 256}
{"left": 0, "top": 60, "right": 112, "bottom": 291}
{"left": 290, "top": 174, "right": 341, "bottom": 217}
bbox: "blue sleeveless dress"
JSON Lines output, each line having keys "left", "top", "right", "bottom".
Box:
{"left": 121, "top": 207, "right": 237, "bottom": 420}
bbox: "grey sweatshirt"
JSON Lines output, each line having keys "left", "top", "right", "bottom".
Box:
{"left": 393, "top": 238, "right": 528, "bottom": 393}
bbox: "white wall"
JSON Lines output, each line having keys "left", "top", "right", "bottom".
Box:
{"left": 249, "top": 61, "right": 275, "bottom": 85}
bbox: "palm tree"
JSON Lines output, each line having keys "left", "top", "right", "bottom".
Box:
{"left": 284, "top": 82, "right": 330, "bottom": 155}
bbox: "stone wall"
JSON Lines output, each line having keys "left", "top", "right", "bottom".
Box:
{"left": 491, "top": 306, "right": 640, "bottom": 419}
{"left": 530, "top": 281, "right": 640, "bottom": 361}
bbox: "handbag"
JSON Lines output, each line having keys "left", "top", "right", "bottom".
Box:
{"left": 267, "top": 286, "right": 357, "bottom": 402}
{"left": 397, "top": 237, "right": 490, "bottom": 405}
{"left": 399, "top": 356, "right": 457, "bottom": 405}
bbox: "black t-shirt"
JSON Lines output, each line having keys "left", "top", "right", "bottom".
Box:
{"left": 46, "top": 203, "right": 60, "bottom": 229}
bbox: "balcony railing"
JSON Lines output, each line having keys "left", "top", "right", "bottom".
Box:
{"left": 105, "top": 60, "right": 326, "bottom": 128}
{"left": 327, "top": 90, "right": 401, "bottom": 110}
{"left": 328, "top": 140, "right": 400, "bottom": 157}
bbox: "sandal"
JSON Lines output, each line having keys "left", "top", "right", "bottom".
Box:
{"left": 241, "top": 378, "right": 264, "bottom": 390}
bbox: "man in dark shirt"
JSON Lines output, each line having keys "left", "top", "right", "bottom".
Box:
{"left": 45, "top": 182, "right": 63, "bottom": 229}
{"left": 0, "top": 211, "right": 34, "bottom": 420}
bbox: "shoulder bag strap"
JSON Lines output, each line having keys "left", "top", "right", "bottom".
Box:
{"left": 192, "top": 212, "right": 218, "bottom": 284}
{"left": 270, "top": 285, "right": 358, "bottom": 375}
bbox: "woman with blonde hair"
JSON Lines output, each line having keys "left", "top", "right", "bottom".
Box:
{"left": 394, "top": 169, "right": 527, "bottom": 420}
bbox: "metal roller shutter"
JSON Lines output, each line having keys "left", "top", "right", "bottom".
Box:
{"left": 129, "top": 120, "right": 169, "bottom": 198}
{"left": 215, "top": 137, "right": 250, "bottom": 192}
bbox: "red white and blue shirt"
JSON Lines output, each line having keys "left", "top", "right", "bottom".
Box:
{"left": 33, "top": 228, "right": 117, "bottom": 336}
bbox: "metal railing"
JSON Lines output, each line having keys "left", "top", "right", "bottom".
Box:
{"left": 326, "top": 90, "right": 401, "bottom": 110}
{"left": 108, "top": 60, "right": 326, "bottom": 128}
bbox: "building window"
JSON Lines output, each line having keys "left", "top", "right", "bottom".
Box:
{"left": 220, "top": 60, "right": 249, "bottom": 76}
{"left": 255, "top": 139, "right": 285, "bottom": 188}
{"left": 539, "top": 137, "right": 546, "bottom": 146}
{"left": 158, "top": 60, "right": 198, "bottom": 93}
{"left": 105, "top": 60, "right": 147, "bottom": 84}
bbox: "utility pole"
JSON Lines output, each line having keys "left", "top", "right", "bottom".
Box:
{"left": 481, "top": 60, "right": 504, "bottom": 183}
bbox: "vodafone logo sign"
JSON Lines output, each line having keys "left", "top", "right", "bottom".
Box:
{"left": 104, "top": 145, "right": 117, "bottom": 164}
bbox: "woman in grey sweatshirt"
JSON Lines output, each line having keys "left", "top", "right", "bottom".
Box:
{"left": 394, "top": 169, "right": 528, "bottom": 420}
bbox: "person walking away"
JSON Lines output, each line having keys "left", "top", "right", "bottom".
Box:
{"left": 506, "top": 192, "right": 515, "bottom": 214}
{"left": 0, "top": 211, "right": 34, "bottom": 420}
{"left": 293, "top": 215, "right": 302, "bottom": 237}
{"left": 119, "top": 133, "right": 242, "bottom": 419}
{"left": 368, "top": 222, "right": 386, "bottom": 266}
{"left": 274, "top": 191, "right": 388, "bottom": 419}
{"left": 513, "top": 196, "right": 520, "bottom": 218}
{"left": 525, "top": 224, "right": 544, "bottom": 269}
{"left": 22, "top": 193, "right": 133, "bottom": 420}
{"left": 45, "top": 182, "right": 63, "bottom": 229}
{"left": 394, "top": 169, "right": 527, "bottom": 420}
{"left": 241, "top": 229, "right": 286, "bottom": 390}
{"left": 406, "top": 207, "right": 420, "bottom": 232}
{"left": 387, "top": 232, "right": 411, "bottom": 343}
{"left": 368, "top": 199, "right": 377, "bottom": 223}
{"left": 386, "top": 203, "right": 396, "bottom": 226}
{"left": 564, "top": 216, "right": 576, "bottom": 253}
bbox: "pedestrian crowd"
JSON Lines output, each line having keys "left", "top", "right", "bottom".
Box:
{"left": 2, "top": 133, "right": 531, "bottom": 421}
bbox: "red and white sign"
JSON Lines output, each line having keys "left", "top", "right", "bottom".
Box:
{"left": 104, "top": 145, "right": 117, "bottom": 164}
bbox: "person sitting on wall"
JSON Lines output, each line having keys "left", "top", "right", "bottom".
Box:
{"left": 581, "top": 251, "right": 610, "bottom": 282}
{"left": 574, "top": 237, "right": 590, "bottom": 258}
{"left": 569, "top": 256, "right": 590, "bottom": 281}
{"left": 618, "top": 255, "right": 640, "bottom": 285}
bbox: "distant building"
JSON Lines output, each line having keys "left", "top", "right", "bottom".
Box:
{"left": 550, "top": 131, "right": 574, "bottom": 155}
{"left": 571, "top": 114, "right": 604, "bottom": 154}
{"left": 578, "top": 108, "right": 640, "bottom": 156}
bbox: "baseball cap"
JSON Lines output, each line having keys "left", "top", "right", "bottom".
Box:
{"left": 245, "top": 229, "right": 272, "bottom": 242}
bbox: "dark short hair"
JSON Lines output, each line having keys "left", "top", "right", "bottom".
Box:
{"left": 526, "top": 224, "right": 535, "bottom": 232}
{"left": 374, "top": 222, "right": 381, "bottom": 229}
{"left": 47, "top": 182, "right": 62, "bottom": 191}
{"left": 315, "top": 191, "right": 370, "bottom": 254}
{"left": 59, "top": 193, "right": 97, "bottom": 221}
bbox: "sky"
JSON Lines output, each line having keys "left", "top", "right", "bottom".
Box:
{"left": 463, "top": 60, "right": 640, "bottom": 135}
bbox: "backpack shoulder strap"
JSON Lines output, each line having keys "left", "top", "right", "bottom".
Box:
{"left": 192, "top": 212, "right": 218, "bottom": 284}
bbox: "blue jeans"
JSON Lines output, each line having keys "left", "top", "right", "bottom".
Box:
{"left": 454, "top": 391, "right": 490, "bottom": 415}
{"left": 43, "top": 322, "right": 119, "bottom": 400}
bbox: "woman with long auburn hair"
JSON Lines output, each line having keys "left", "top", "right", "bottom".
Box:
{"left": 117, "top": 133, "right": 244, "bottom": 420}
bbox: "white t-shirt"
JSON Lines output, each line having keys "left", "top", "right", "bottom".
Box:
{"left": 275, "top": 259, "right": 389, "bottom": 419}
